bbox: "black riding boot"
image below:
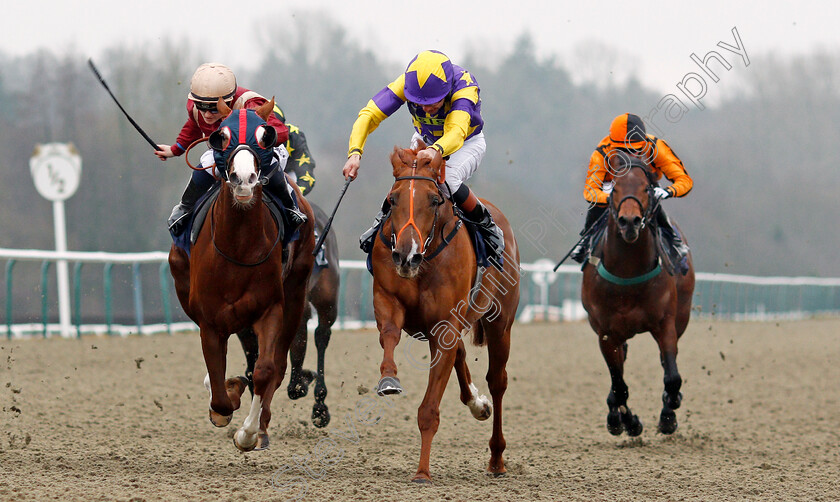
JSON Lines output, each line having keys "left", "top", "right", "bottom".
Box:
{"left": 461, "top": 201, "right": 506, "bottom": 266}
{"left": 266, "top": 173, "right": 307, "bottom": 233}
{"left": 168, "top": 170, "right": 215, "bottom": 235}
{"left": 360, "top": 198, "right": 391, "bottom": 253}
{"left": 570, "top": 205, "right": 607, "bottom": 264}
{"left": 656, "top": 208, "right": 690, "bottom": 275}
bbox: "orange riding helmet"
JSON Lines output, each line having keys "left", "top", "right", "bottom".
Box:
{"left": 609, "top": 113, "right": 648, "bottom": 151}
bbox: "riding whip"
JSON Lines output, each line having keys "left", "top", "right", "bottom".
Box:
{"left": 87, "top": 58, "right": 162, "bottom": 152}
{"left": 312, "top": 177, "right": 353, "bottom": 256}
{"left": 552, "top": 210, "right": 608, "bottom": 272}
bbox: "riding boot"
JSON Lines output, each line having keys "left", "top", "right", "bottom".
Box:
{"left": 462, "top": 201, "right": 506, "bottom": 266}
{"left": 168, "top": 170, "right": 215, "bottom": 235}
{"left": 570, "top": 205, "right": 607, "bottom": 264}
{"left": 360, "top": 198, "right": 391, "bottom": 254}
{"left": 656, "top": 208, "right": 690, "bottom": 275}
{"left": 266, "top": 173, "right": 307, "bottom": 233}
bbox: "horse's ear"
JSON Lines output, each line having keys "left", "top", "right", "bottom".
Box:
{"left": 390, "top": 146, "right": 404, "bottom": 177}
{"left": 217, "top": 97, "right": 232, "bottom": 118}
{"left": 415, "top": 138, "right": 427, "bottom": 151}
{"left": 255, "top": 97, "right": 275, "bottom": 122}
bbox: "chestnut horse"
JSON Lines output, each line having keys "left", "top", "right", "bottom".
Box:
{"left": 168, "top": 99, "right": 315, "bottom": 451}
{"left": 371, "top": 144, "right": 520, "bottom": 483}
{"left": 581, "top": 152, "right": 695, "bottom": 436}
{"left": 235, "top": 202, "right": 339, "bottom": 428}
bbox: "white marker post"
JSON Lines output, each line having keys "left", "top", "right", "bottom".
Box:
{"left": 29, "top": 143, "right": 82, "bottom": 338}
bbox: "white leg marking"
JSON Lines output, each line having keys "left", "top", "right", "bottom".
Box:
{"left": 466, "top": 382, "right": 493, "bottom": 421}
{"left": 234, "top": 394, "right": 263, "bottom": 449}
{"left": 204, "top": 373, "right": 211, "bottom": 393}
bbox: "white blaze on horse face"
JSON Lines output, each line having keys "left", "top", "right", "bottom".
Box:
{"left": 466, "top": 382, "right": 493, "bottom": 421}
{"left": 230, "top": 149, "right": 259, "bottom": 204}
{"left": 234, "top": 394, "right": 263, "bottom": 449}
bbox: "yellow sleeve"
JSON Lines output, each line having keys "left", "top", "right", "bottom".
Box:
{"left": 433, "top": 110, "right": 472, "bottom": 157}
{"left": 651, "top": 139, "right": 693, "bottom": 197}
{"left": 347, "top": 102, "right": 385, "bottom": 157}
{"left": 347, "top": 75, "right": 406, "bottom": 157}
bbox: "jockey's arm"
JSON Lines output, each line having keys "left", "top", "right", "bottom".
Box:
{"left": 652, "top": 139, "right": 693, "bottom": 198}
{"left": 345, "top": 75, "right": 406, "bottom": 178}
{"left": 583, "top": 149, "right": 611, "bottom": 206}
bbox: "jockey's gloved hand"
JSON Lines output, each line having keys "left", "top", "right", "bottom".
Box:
{"left": 654, "top": 187, "right": 671, "bottom": 200}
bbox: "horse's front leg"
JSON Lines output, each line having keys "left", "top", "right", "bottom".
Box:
{"left": 653, "top": 318, "right": 682, "bottom": 434}
{"left": 599, "top": 334, "right": 643, "bottom": 436}
{"left": 234, "top": 304, "right": 284, "bottom": 452}
{"left": 200, "top": 327, "right": 234, "bottom": 427}
{"left": 413, "top": 335, "right": 458, "bottom": 484}
{"left": 373, "top": 288, "right": 406, "bottom": 395}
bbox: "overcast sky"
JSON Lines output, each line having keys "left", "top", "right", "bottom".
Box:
{"left": 4, "top": 1, "right": 838, "bottom": 95}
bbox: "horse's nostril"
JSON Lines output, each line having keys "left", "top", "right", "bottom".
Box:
{"left": 618, "top": 216, "right": 627, "bottom": 227}
{"left": 409, "top": 253, "right": 422, "bottom": 268}
{"left": 249, "top": 173, "right": 257, "bottom": 185}
{"left": 633, "top": 216, "right": 642, "bottom": 227}
{"left": 392, "top": 251, "right": 402, "bottom": 266}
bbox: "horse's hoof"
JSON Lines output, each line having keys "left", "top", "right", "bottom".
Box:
{"left": 468, "top": 395, "right": 493, "bottom": 421}
{"left": 233, "top": 430, "right": 258, "bottom": 452}
{"left": 411, "top": 475, "right": 433, "bottom": 485}
{"left": 623, "top": 412, "right": 644, "bottom": 437}
{"left": 486, "top": 464, "right": 507, "bottom": 477}
{"left": 658, "top": 408, "right": 678, "bottom": 435}
{"left": 606, "top": 409, "right": 623, "bottom": 436}
{"left": 376, "top": 376, "right": 403, "bottom": 396}
{"left": 288, "top": 370, "right": 316, "bottom": 400}
{"left": 209, "top": 409, "right": 233, "bottom": 428}
{"left": 312, "top": 403, "right": 331, "bottom": 428}
{"left": 254, "top": 432, "right": 270, "bottom": 450}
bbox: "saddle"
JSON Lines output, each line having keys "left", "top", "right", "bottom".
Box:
{"left": 170, "top": 183, "right": 298, "bottom": 257}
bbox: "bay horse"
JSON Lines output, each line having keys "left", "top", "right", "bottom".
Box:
{"left": 581, "top": 152, "right": 695, "bottom": 436}
{"left": 168, "top": 98, "right": 315, "bottom": 451}
{"left": 370, "top": 144, "right": 520, "bottom": 483}
{"left": 235, "top": 202, "right": 339, "bottom": 428}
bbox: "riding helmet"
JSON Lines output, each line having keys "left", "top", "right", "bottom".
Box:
{"left": 403, "top": 50, "right": 454, "bottom": 105}
{"left": 188, "top": 63, "right": 237, "bottom": 103}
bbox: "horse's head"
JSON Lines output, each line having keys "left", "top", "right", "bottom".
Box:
{"left": 208, "top": 98, "right": 279, "bottom": 208}
{"left": 608, "top": 151, "right": 658, "bottom": 243}
{"left": 386, "top": 142, "right": 446, "bottom": 278}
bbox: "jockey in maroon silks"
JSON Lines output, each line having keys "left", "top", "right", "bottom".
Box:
{"left": 156, "top": 62, "right": 306, "bottom": 235}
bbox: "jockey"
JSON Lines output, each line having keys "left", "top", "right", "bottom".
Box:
{"left": 155, "top": 62, "right": 307, "bottom": 235}
{"left": 570, "top": 113, "right": 692, "bottom": 274}
{"left": 341, "top": 50, "right": 505, "bottom": 263}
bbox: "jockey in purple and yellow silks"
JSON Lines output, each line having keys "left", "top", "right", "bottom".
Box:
{"left": 342, "top": 50, "right": 505, "bottom": 262}
{"left": 155, "top": 63, "right": 307, "bottom": 236}
{"left": 570, "top": 113, "right": 692, "bottom": 274}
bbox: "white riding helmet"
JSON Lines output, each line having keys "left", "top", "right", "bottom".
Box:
{"left": 188, "top": 63, "right": 237, "bottom": 103}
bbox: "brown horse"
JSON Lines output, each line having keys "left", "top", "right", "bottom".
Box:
{"left": 370, "top": 144, "right": 520, "bottom": 483}
{"left": 168, "top": 99, "right": 315, "bottom": 451}
{"left": 581, "top": 152, "right": 695, "bottom": 436}
{"left": 235, "top": 202, "right": 339, "bottom": 428}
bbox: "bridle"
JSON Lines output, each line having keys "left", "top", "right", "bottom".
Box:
{"left": 389, "top": 160, "right": 446, "bottom": 257}
{"left": 608, "top": 165, "right": 659, "bottom": 231}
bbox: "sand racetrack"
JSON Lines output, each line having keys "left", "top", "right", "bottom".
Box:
{"left": 1, "top": 319, "right": 838, "bottom": 501}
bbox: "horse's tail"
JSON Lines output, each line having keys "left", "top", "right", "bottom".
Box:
{"left": 471, "top": 320, "right": 487, "bottom": 347}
